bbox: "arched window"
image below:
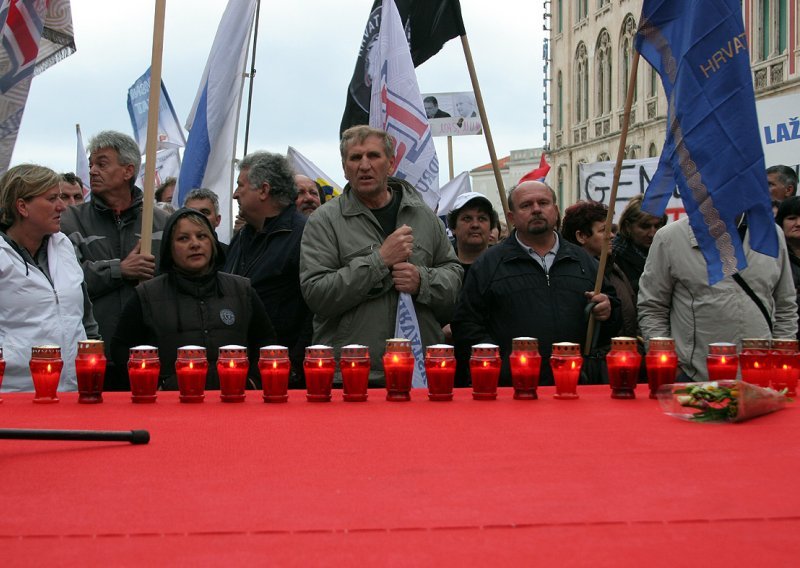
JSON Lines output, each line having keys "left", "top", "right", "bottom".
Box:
{"left": 557, "top": 71, "right": 563, "bottom": 130}
{"left": 575, "top": 43, "right": 589, "bottom": 123}
{"left": 597, "top": 152, "right": 610, "bottom": 161}
{"left": 596, "top": 30, "right": 612, "bottom": 117}
{"left": 648, "top": 143, "right": 658, "bottom": 158}
{"left": 620, "top": 14, "right": 637, "bottom": 104}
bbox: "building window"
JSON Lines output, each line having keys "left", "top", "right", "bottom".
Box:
{"left": 598, "top": 0, "right": 610, "bottom": 8}
{"left": 557, "top": 0, "right": 563, "bottom": 34}
{"left": 557, "top": 166, "right": 564, "bottom": 204}
{"left": 596, "top": 30, "right": 612, "bottom": 117}
{"left": 576, "top": 42, "right": 589, "bottom": 124}
{"left": 577, "top": 0, "right": 588, "bottom": 21}
{"left": 648, "top": 143, "right": 658, "bottom": 158}
{"left": 758, "top": 0, "right": 789, "bottom": 60}
{"left": 620, "top": 14, "right": 638, "bottom": 104}
{"left": 648, "top": 65, "right": 658, "bottom": 98}
{"left": 557, "top": 71, "right": 563, "bottom": 130}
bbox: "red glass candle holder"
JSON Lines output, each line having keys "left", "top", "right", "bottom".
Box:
{"left": 425, "top": 344, "right": 455, "bottom": 401}
{"left": 128, "top": 346, "right": 160, "bottom": 403}
{"left": 304, "top": 345, "right": 335, "bottom": 402}
{"left": 551, "top": 342, "right": 582, "bottom": 399}
{"left": 607, "top": 337, "right": 640, "bottom": 399}
{"left": 340, "top": 344, "right": 370, "bottom": 402}
{"left": 470, "top": 343, "right": 501, "bottom": 400}
{"left": 739, "top": 338, "right": 772, "bottom": 388}
{"left": 75, "top": 340, "right": 106, "bottom": 404}
{"left": 30, "top": 345, "right": 63, "bottom": 403}
{"left": 645, "top": 337, "right": 678, "bottom": 399}
{"left": 217, "top": 345, "right": 248, "bottom": 402}
{"left": 383, "top": 338, "right": 414, "bottom": 402}
{"left": 706, "top": 342, "right": 738, "bottom": 381}
{"left": 0, "top": 346, "right": 6, "bottom": 403}
{"left": 510, "top": 337, "right": 541, "bottom": 400}
{"left": 175, "top": 345, "right": 208, "bottom": 403}
{"left": 259, "top": 345, "right": 290, "bottom": 403}
{"left": 770, "top": 338, "right": 799, "bottom": 396}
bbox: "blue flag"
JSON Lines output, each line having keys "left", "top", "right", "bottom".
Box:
{"left": 636, "top": 0, "right": 777, "bottom": 285}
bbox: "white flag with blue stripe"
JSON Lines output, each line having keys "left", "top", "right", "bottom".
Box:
{"left": 176, "top": 0, "right": 256, "bottom": 242}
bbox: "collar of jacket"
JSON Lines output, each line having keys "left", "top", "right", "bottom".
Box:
{"left": 254, "top": 203, "right": 299, "bottom": 235}
{"left": 91, "top": 186, "right": 144, "bottom": 219}
{"left": 339, "top": 177, "right": 425, "bottom": 218}
{"left": 500, "top": 230, "right": 584, "bottom": 264}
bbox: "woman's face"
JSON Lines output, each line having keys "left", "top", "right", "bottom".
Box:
{"left": 579, "top": 220, "right": 610, "bottom": 257}
{"left": 628, "top": 215, "right": 663, "bottom": 249}
{"left": 18, "top": 184, "right": 65, "bottom": 236}
{"left": 171, "top": 217, "right": 213, "bottom": 274}
{"left": 781, "top": 214, "right": 800, "bottom": 242}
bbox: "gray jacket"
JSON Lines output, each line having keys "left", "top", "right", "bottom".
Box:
{"left": 299, "top": 178, "right": 462, "bottom": 384}
{"left": 638, "top": 218, "right": 798, "bottom": 380}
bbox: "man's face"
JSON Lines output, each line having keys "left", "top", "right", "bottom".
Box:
{"left": 158, "top": 183, "right": 175, "bottom": 204}
{"left": 89, "top": 148, "right": 134, "bottom": 197}
{"left": 295, "top": 176, "right": 321, "bottom": 215}
{"left": 232, "top": 168, "right": 265, "bottom": 227}
{"left": 769, "top": 173, "right": 794, "bottom": 202}
{"left": 424, "top": 101, "right": 436, "bottom": 118}
{"left": 343, "top": 135, "right": 394, "bottom": 201}
{"left": 628, "top": 215, "right": 663, "bottom": 249}
{"left": 59, "top": 181, "right": 83, "bottom": 206}
{"left": 453, "top": 205, "right": 491, "bottom": 252}
{"left": 185, "top": 197, "right": 221, "bottom": 228}
{"left": 507, "top": 183, "right": 559, "bottom": 239}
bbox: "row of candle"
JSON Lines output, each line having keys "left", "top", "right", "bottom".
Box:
{"left": 707, "top": 339, "right": 798, "bottom": 395}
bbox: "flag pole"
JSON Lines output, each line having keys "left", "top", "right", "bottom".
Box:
{"left": 584, "top": 49, "right": 641, "bottom": 355}
{"left": 242, "top": 0, "right": 261, "bottom": 156}
{"left": 460, "top": 35, "right": 509, "bottom": 217}
{"left": 139, "top": 0, "right": 166, "bottom": 257}
{"left": 447, "top": 135, "right": 454, "bottom": 181}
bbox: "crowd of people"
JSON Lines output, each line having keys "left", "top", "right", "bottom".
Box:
{"left": 0, "top": 125, "right": 798, "bottom": 393}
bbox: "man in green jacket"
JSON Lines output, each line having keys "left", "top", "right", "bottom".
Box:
{"left": 299, "top": 126, "right": 462, "bottom": 385}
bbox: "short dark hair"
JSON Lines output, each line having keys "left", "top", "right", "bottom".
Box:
{"left": 776, "top": 195, "right": 800, "bottom": 227}
{"left": 61, "top": 172, "right": 83, "bottom": 187}
{"left": 155, "top": 177, "right": 177, "bottom": 202}
{"left": 767, "top": 165, "right": 799, "bottom": 196}
{"left": 423, "top": 96, "right": 438, "bottom": 106}
{"left": 562, "top": 201, "right": 608, "bottom": 246}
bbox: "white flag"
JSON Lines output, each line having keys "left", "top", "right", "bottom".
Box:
{"left": 436, "top": 171, "right": 472, "bottom": 217}
{"left": 75, "top": 123, "right": 90, "bottom": 202}
{"left": 127, "top": 68, "right": 186, "bottom": 155}
{"left": 368, "top": 0, "right": 440, "bottom": 210}
{"left": 286, "top": 146, "right": 342, "bottom": 202}
{"left": 177, "top": 0, "right": 257, "bottom": 243}
{"left": 136, "top": 148, "right": 182, "bottom": 193}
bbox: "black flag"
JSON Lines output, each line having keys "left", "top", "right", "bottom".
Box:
{"left": 339, "top": 0, "right": 466, "bottom": 134}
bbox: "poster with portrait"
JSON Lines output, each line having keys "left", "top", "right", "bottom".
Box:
{"left": 421, "top": 91, "right": 483, "bottom": 137}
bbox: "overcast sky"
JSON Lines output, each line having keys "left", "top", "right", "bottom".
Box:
{"left": 12, "top": 0, "right": 545, "bottom": 190}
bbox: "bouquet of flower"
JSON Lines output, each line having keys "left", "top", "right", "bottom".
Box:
{"left": 657, "top": 380, "right": 790, "bottom": 423}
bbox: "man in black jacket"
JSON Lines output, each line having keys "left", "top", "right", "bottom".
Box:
{"left": 452, "top": 181, "right": 620, "bottom": 386}
{"left": 224, "top": 151, "right": 311, "bottom": 386}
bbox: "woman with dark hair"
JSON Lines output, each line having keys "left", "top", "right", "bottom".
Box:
{"left": 611, "top": 194, "right": 667, "bottom": 294}
{"left": 776, "top": 196, "right": 800, "bottom": 339}
{"left": 0, "top": 164, "right": 100, "bottom": 392}
{"left": 111, "top": 208, "right": 276, "bottom": 389}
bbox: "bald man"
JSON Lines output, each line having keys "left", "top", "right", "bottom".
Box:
{"left": 294, "top": 174, "right": 322, "bottom": 216}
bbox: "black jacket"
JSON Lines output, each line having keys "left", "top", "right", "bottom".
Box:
{"left": 224, "top": 204, "right": 311, "bottom": 381}
{"left": 452, "top": 232, "right": 621, "bottom": 386}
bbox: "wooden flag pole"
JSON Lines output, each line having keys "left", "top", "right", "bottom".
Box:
{"left": 139, "top": 0, "right": 167, "bottom": 257}
{"left": 447, "top": 135, "right": 454, "bottom": 181}
{"left": 460, "top": 35, "right": 509, "bottom": 217}
{"left": 584, "top": 49, "right": 641, "bottom": 354}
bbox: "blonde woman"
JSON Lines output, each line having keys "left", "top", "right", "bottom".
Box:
{"left": 0, "top": 164, "right": 99, "bottom": 392}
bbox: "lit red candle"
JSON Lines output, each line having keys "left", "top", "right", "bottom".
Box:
{"left": 0, "top": 346, "right": 6, "bottom": 403}
{"left": 607, "top": 337, "right": 641, "bottom": 399}
{"left": 259, "top": 345, "right": 290, "bottom": 403}
{"left": 551, "top": 342, "right": 582, "bottom": 399}
{"left": 706, "top": 342, "right": 738, "bottom": 381}
{"left": 770, "top": 338, "right": 799, "bottom": 396}
{"left": 425, "top": 344, "right": 455, "bottom": 401}
{"left": 29, "top": 345, "right": 63, "bottom": 403}
{"left": 470, "top": 343, "right": 501, "bottom": 400}
{"left": 217, "top": 345, "right": 248, "bottom": 403}
{"left": 75, "top": 340, "right": 106, "bottom": 404}
{"left": 509, "top": 337, "right": 541, "bottom": 400}
{"left": 340, "top": 344, "right": 370, "bottom": 402}
{"left": 128, "top": 346, "right": 160, "bottom": 403}
{"left": 175, "top": 345, "right": 208, "bottom": 403}
{"left": 645, "top": 337, "right": 678, "bottom": 399}
{"left": 739, "top": 338, "right": 772, "bottom": 388}
{"left": 304, "top": 345, "right": 335, "bottom": 402}
{"left": 383, "top": 338, "right": 415, "bottom": 402}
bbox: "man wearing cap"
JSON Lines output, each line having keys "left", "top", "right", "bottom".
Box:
{"left": 447, "top": 192, "right": 495, "bottom": 277}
